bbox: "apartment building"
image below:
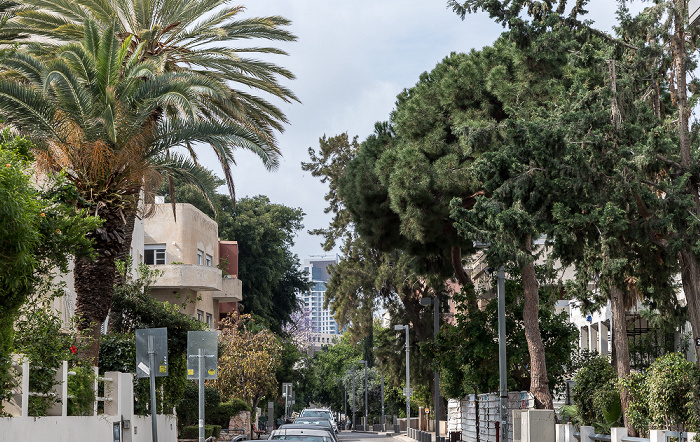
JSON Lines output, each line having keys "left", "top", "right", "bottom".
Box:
{"left": 54, "top": 202, "right": 242, "bottom": 330}
{"left": 300, "top": 256, "right": 341, "bottom": 335}
{"left": 139, "top": 203, "right": 241, "bottom": 329}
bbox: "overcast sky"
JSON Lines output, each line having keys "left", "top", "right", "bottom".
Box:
{"left": 197, "top": 1, "right": 644, "bottom": 260}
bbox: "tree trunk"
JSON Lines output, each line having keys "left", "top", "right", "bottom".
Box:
{"left": 74, "top": 206, "right": 130, "bottom": 365}
{"left": 451, "top": 245, "right": 478, "bottom": 311}
{"left": 521, "top": 236, "right": 552, "bottom": 409}
{"left": 672, "top": 0, "right": 700, "bottom": 364}
{"left": 610, "top": 285, "right": 636, "bottom": 436}
{"left": 678, "top": 251, "right": 700, "bottom": 362}
{"left": 113, "top": 210, "right": 137, "bottom": 286}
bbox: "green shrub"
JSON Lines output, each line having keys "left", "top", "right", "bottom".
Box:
{"left": 176, "top": 382, "right": 221, "bottom": 429}
{"left": 646, "top": 353, "right": 700, "bottom": 432}
{"left": 68, "top": 365, "right": 96, "bottom": 416}
{"left": 209, "top": 398, "right": 250, "bottom": 428}
{"left": 181, "top": 424, "right": 220, "bottom": 438}
{"left": 619, "top": 372, "right": 649, "bottom": 435}
{"left": 572, "top": 356, "right": 618, "bottom": 427}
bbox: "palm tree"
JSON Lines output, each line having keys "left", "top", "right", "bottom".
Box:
{"left": 9, "top": 0, "right": 297, "bottom": 197}
{"left": 0, "top": 20, "right": 271, "bottom": 361}
{"left": 10, "top": 0, "right": 297, "bottom": 291}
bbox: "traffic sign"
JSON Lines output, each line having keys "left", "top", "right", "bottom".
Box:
{"left": 187, "top": 331, "right": 218, "bottom": 380}
{"left": 403, "top": 387, "right": 413, "bottom": 397}
{"left": 135, "top": 328, "right": 168, "bottom": 378}
{"left": 696, "top": 337, "right": 700, "bottom": 347}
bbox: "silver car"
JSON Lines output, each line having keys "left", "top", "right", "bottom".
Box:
{"left": 268, "top": 427, "right": 336, "bottom": 442}
{"left": 299, "top": 409, "right": 338, "bottom": 433}
{"left": 277, "top": 424, "right": 338, "bottom": 442}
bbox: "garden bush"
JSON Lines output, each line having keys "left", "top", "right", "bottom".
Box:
{"left": 645, "top": 353, "right": 700, "bottom": 432}
{"left": 181, "top": 424, "right": 221, "bottom": 439}
{"left": 572, "top": 355, "right": 618, "bottom": 427}
{"left": 209, "top": 398, "right": 250, "bottom": 428}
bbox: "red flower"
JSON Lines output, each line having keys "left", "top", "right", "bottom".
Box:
{"left": 70, "top": 345, "right": 77, "bottom": 354}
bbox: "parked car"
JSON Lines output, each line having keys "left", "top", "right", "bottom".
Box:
{"left": 268, "top": 427, "right": 335, "bottom": 442}
{"left": 299, "top": 408, "right": 338, "bottom": 433}
{"left": 276, "top": 424, "right": 338, "bottom": 442}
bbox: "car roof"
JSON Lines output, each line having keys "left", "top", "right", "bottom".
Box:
{"left": 280, "top": 424, "right": 330, "bottom": 429}
{"left": 270, "top": 428, "right": 333, "bottom": 437}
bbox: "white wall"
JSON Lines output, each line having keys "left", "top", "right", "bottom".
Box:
{"left": 0, "top": 415, "right": 177, "bottom": 442}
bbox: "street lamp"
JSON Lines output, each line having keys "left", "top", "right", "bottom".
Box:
{"left": 358, "top": 360, "right": 368, "bottom": 431}
{"left": 394, "top": 324, "right": 410, "bottom": 433}
{"left": 373, "top": 347, "right": 385, "bottom": 429}
{"left": 343, "top": 376, "right": 348, "bottom": 430}
{"left": 420, "top": 296, "right": 440, "bottom": 441}
{"left": 475, "top": 242, "right": 508, "bottom": 442}
{"left": 495, "top": 266, "right": 507, "bottom": 442}
{"left": 347, "top": 370, "right": 356, "bottom": 431}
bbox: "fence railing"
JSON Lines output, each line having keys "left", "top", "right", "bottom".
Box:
{"left": 8, "top": 355, "right": 119, "bottom": 417}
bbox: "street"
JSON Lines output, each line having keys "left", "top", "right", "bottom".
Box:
{"left": 337, "top": 430, "right": 409, "bottom": 442}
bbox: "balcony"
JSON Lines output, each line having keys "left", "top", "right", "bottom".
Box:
{"left": 204, "top": 276, "right": 242, "bottom": 302}
{"left": 150, "top": 264, "right": 223, "bottom": 291}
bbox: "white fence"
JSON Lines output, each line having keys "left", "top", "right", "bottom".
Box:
{"left": 0, "top": 357, "right": 177, "bottom": 442}
{"left": 556, "top": 424, "right": 697, "bottom": 442}
{"left": 448, "top": 392, "right": 535, "bottom": 442}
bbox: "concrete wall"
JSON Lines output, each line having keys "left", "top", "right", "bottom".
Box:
{"left": 0, "top": 414, "right": 177, "bottom": 442}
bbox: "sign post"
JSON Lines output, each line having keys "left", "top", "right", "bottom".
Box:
{"left": 136, "top": 328, "right": 168, "bottom": 442}
{"left": 187, "top": 331, "right": 218, "bottom": 442}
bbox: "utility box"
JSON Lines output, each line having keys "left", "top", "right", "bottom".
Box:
{"left": 520, "top": 410, "right": 555, "bottom": 442}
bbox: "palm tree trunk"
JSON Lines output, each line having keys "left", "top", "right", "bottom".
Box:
{"left": 521, "top": 236, "right": 552, "bottom": 409}
{"left": 610, "top": 285, "right": 636, "bottom": 436}
{"left": 74, "top": 206, "right": 129, "bottom": 365}
{"left": 114, "top": 210, "right": 137, "bottom": 286}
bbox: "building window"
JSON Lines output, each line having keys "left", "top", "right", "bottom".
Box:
{"left": 206, "top": 313, "right": 213, "bottom": 328}
{"left": 206, "top": 254, "right": 213, "bottom": 267}
{"left": 144, "top": 244, "right": 166, "bottom": 265}
{"left": 197, "top": 250, "right": 204, "bottom": 265}
{"left": 197, "top": 310, "right": 204, "bottom": 322}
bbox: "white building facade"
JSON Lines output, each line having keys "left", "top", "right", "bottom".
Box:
{"left": 300, "top": 256, "right": 341, "bottom": 335}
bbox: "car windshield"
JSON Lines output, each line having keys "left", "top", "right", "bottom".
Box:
{"left": 301, "top": 411, "right": 331, "bottom": 419}
{"left": 271, "top": 437, "right": 327, "bottom": 442}
{"left": 295, "top": 419, "right": 330, "bottom": 425}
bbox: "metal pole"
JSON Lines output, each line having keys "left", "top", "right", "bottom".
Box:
{"left": 364, "top": 362, "right": 368, "bottom": 431}
{"left": 434, "top": 297, "right": 440, "bottom": 441}
{"left": 344, "top": 383, "right": 347, "bottom": 430}
{"left": 381, "top": 372, "right": 385, "bottom": 428}
{"left": 352, "top": 371, "right": 356, "bottom": 430}
{"left": 198, "top": 348, "right": 205, "bottom": 442}
{"left": 497, "top": 267, "right": 507, "bottom": 442}
{"left": 148, "top": 335, "right": 159, "bottom": 442}
{"left": 405, "top": 326, "right": 410, "bottom": 433}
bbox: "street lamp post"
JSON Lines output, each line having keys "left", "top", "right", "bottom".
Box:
{"left": 420, "top": 296, "right": 440, "bottom": 441}
{"left": 381, "top": 372, "right": 385, "bottom": 430}
{"left": 359, "top": 360, "right": 368, "bottom": 431}
{"left": 394, "top": 324, "right": 410, "bottom": 433}
{"left": 352, "top": 370, "right": 356, "bottom": 430}
{"left": 475, "top": 242, "right": 508, "bottom": 442}
{"left": 496, "top": 266, "right": 507, "bottom": 442}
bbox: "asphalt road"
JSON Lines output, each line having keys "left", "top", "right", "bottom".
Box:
{"left": 337, "top": 430, "right": 408, "bottom": 442}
